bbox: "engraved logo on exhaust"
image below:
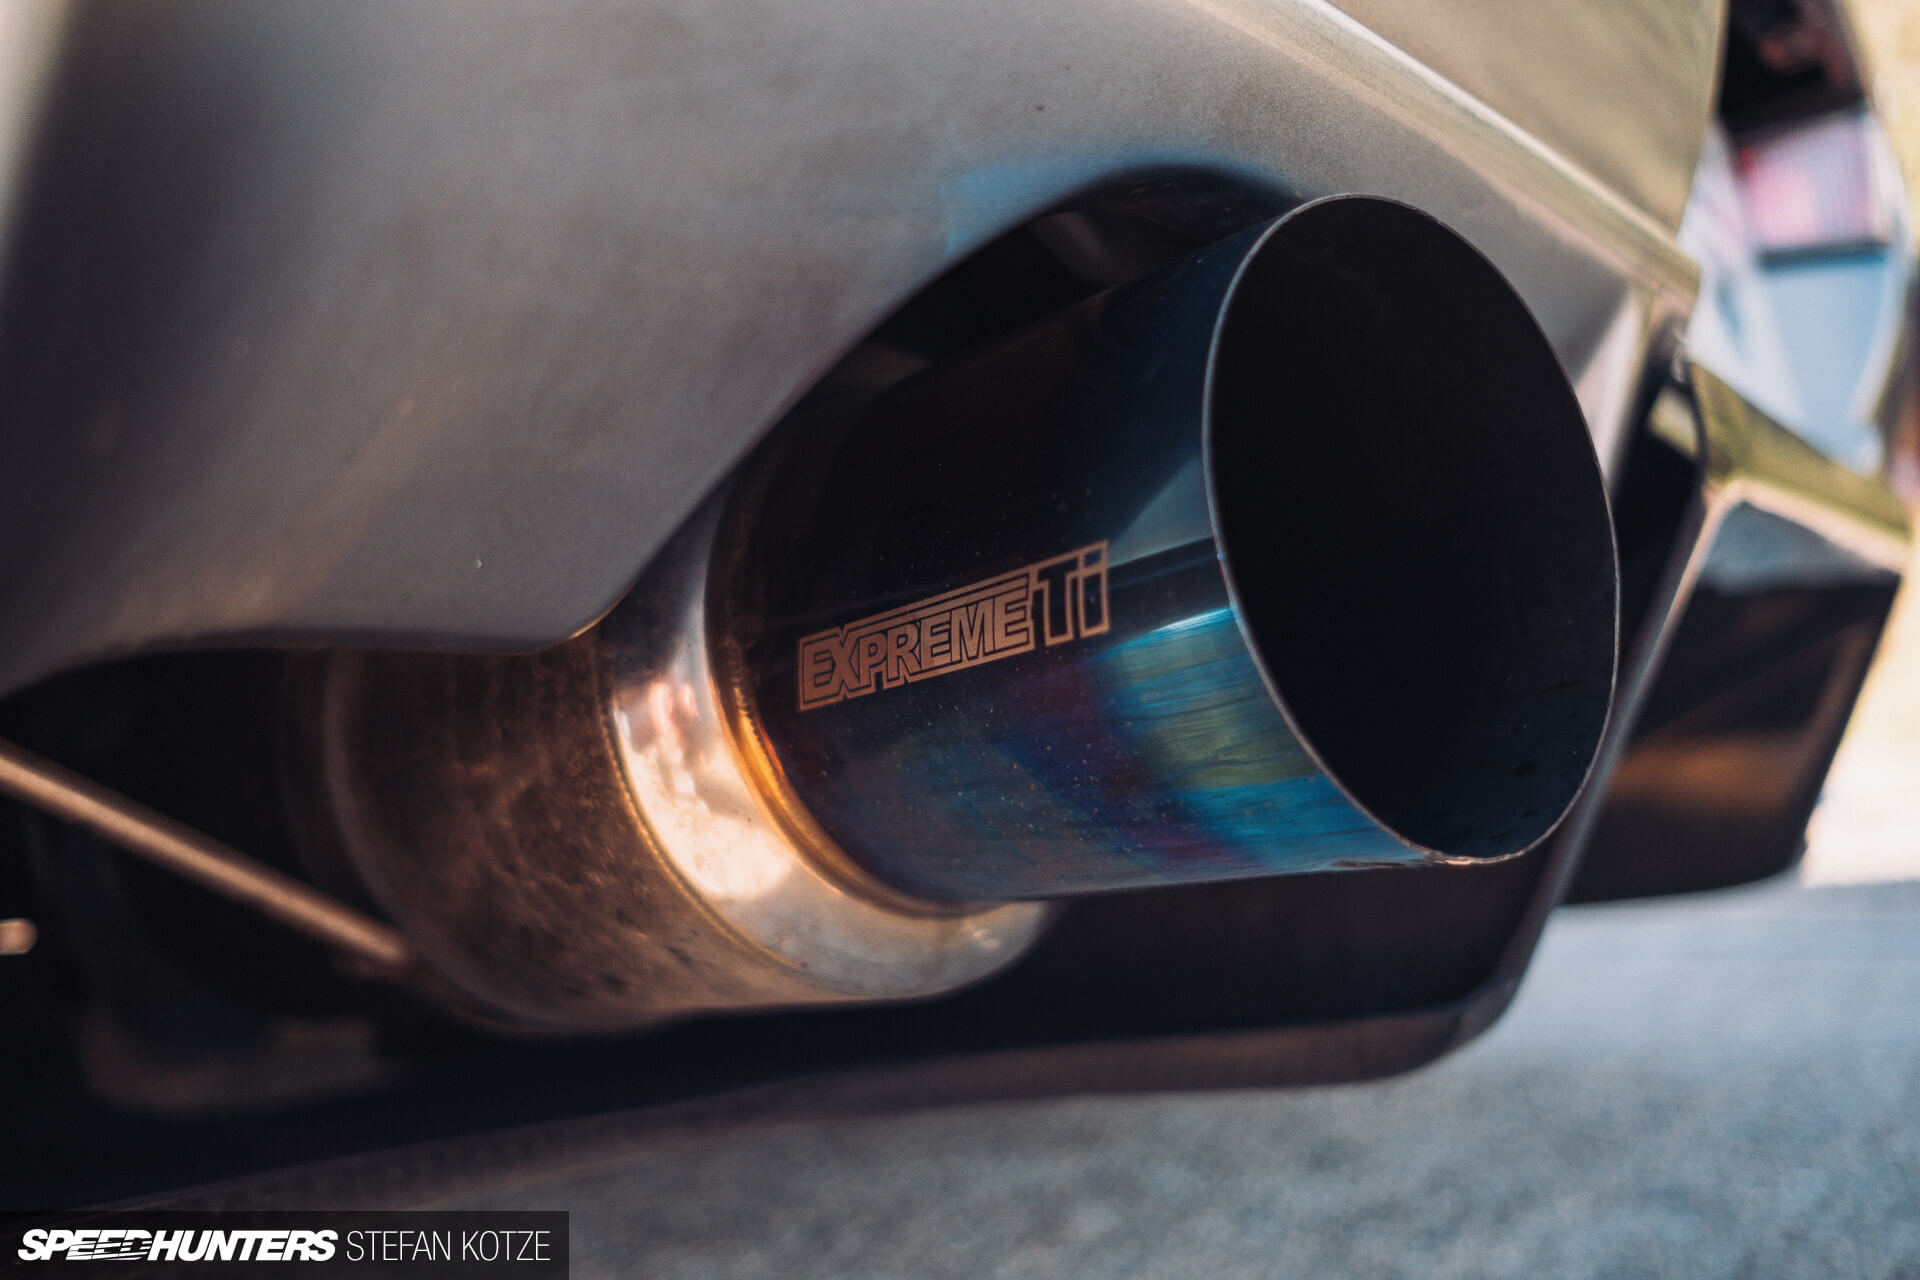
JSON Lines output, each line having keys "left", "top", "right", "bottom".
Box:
{"left": 798, "top": 543, "right": 1110, "bottom": 710}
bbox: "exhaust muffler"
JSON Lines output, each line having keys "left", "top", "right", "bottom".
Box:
{"left": 310, "top": 196, "right": 1618, "bottom": 1028}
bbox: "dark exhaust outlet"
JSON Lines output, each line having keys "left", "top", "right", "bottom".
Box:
{"left": 718, "top": 196, "right": 1619, "bottom": 901}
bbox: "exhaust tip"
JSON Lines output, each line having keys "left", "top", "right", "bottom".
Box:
{"left": 1208, "top": 198, "right": 1618, "bottom": 862}
{"left": 701, "top": 195, "right": 1624, "bottom": 902}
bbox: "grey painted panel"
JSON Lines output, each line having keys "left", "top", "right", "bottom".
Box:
{"left": 0, "top": 0, "right": 1705, "bottom": 693}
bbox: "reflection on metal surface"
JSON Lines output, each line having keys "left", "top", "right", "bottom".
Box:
{"left": 312, "top": 496, "right": 1046, "bottom": 1032}
{"left": 724, "top": 198, "right": 1620, "bottom": 903}
{"left": 1690, "top": 364, "right": 1910, "bottom": 570}
{"left": 0, "top": 918, "right": 36, "bottom": 956}
{"left": 0, "top": 0, "right": 65, "bottom": 297}
{"left": 1325, "top": 0, "right": 1722, "bottom": 227}
{"left": 1678, "top": 115, "right": 1915, "bottom": 478}
{"left": 1735, "top": 110, "right": 1901, "bottom": 254}
{"left": 0, "top": 736, "right": 414, "bottom": 976}
{"left": 598, "top": 499, "right": 1049, "bottom": 1003}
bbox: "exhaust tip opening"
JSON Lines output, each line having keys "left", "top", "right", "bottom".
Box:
{"left": 1208, "top": 198, "right": 1619, "bottom": 861}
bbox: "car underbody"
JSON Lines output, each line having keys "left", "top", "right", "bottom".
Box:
{"left": 0, "top": 0, "right": 1913, "bottom": 1208}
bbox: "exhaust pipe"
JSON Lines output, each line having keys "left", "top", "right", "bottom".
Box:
{"left": 716, "top": 195, "right": 1618, "bottom": 901}
{"left": 309, "top": 196, "right": 1618, "bottom": 1028}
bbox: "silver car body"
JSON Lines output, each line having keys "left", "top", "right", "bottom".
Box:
{"left": 0, "top": 0, "right": 1722, "bottom": 691}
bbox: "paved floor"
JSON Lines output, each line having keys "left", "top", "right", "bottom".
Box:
{"left": 452, "top": 876, "right": 1920, "bottom": 1279}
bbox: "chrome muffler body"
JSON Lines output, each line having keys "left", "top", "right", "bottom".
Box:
{"left": 310, "top": 197, "right": 1618, "bottom": 1028}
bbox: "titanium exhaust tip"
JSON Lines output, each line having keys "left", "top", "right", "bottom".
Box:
{"left": 717, "top": 195, "right": 1620, "bottom": 901}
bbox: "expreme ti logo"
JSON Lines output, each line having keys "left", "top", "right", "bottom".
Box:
{"left": 798, "top": 543, "right": 1110, "bottom": 710}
